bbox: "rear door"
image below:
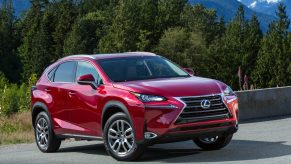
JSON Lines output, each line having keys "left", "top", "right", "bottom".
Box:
{"left": 49, "top": 61, "right": 77, "bottom": 135}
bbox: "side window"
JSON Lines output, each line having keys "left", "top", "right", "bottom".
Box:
{"left": 47, "top": 67, "right": 57, "bottom": 81}
{"left": 76, "top": 61, "right": 102, "bottom": 84}
{"left": 54, "top": 61, "right": 76, "bottom": 82}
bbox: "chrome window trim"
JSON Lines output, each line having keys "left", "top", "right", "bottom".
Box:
{"left": 46, "top": 59, "right": 104, "bottom": 85}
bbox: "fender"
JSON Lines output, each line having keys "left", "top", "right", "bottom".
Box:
{"left": 101, "top": 100, "right": 133, "bottom": 129}
{"left": 32, "top": 102, "right": 53, "bottom": 128}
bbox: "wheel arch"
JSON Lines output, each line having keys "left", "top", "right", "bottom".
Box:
{"left": 101, "top": 100, "right": 132, "bottom": 131}
{"left": 32, "top": 102, "right": 53, "bottom": 128}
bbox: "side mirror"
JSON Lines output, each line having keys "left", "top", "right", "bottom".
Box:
{"left": 184, "top": 68, "right": 195, "bottom": 75}
{"left": 77, "top": 74, "right": 98, "bottom": 89}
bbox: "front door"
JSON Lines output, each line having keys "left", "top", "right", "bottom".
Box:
{"left": 66, "top": 60, "right": 103, "bottom": 137}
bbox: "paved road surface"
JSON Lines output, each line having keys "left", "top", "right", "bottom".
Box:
{"left": 1, "top": 116, "right": 291, "bottom": 164}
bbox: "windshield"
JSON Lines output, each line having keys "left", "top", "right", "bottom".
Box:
{"left": 98, "top": 56, "right": 190, "bottom": 82}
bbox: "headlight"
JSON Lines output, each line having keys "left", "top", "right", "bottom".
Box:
{"left": 223, "top": 86, "right": 235, "bottom": 96}
{"left": 131, "top": 92, "right": 166, "bottom": 102}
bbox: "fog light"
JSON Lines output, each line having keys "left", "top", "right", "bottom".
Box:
{"left": 144, "top": 132, "right": 157, "bottom": 139}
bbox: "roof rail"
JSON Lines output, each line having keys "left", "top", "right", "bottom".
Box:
{"left": 60, "top": 54, "right": 95, "bottom": 60}
{"left": 126, "top": 52, "right": 156, "bottom": 55}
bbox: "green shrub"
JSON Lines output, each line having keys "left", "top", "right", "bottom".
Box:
{"left": 0, "top": 84, "right": 19, "bottom": 116}
{"left": 18, "top": 74, "right": 37, "bottom": 113}
{"left": 0, "top": 72, "right": 8, "bottom": 90}
{"left": 0, "top": 73, "right": 37, "bottom": 116}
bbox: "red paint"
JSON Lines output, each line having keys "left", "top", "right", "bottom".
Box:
{"left": 32, "top": 53, "right": 238, "bottom": 142}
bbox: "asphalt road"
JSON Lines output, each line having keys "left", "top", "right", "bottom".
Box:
{"left": 1, "top": 116, "right": 291, "bottom": 164}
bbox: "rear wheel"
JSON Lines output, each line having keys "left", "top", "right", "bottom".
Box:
{"left": 103, "top": 113, "right": 144, "bottom": 161}
{"left": 193, "top": 134, "right": 233, "bottom": 150}
{"left": 34, "top": 112, "right": 61, "bottom": 152}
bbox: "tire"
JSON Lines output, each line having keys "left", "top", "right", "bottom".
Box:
{"left": 193, "top": 134, "right": 233, "bottom": 151}
{"left": 103, "top": 112, "right": 144, "bottom": 161}
{"left": 34, "top": 111, "right": 61, "bottom": 152}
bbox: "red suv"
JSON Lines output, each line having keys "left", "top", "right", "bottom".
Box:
{"left": 31, "top": 52, "right": 239, "bottom": 161}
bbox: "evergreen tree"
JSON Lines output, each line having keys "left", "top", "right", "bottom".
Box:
{"left": 80, "top": 0, "right": 119, "bottom": 14}
{"left": 18, "top": 0, "right": 51, "bottom": 80}
{"left": 253, "top": 3, "right": 290, "bottom": 87}
{"left": 207, "top": 6, "right": 263, "bottom": 89}
{"left": 243, "top": 15, "right": 263, "bottom": 77}
{"left": 52, "top": 0, "right": 78, "bottom": 58}
{"left": 155, "top": 0, "right": 187, "bottom": 42}
{"left": 156, "top": 27, "right": 207, "bottom": 75}
{"left": 137, "top": 0, "right": 158, "bottom": 51}
{"left": 64, "top": 11, "right": 107, "bottom": 54}
{"left": 181, "top": 4, "right": 219, "bottom": 46}
{"left": 0, "top": 0, "right": 21, "bottom": 83}
{"left": 98, "top": 0, "right": 141, "bottom": 52}
{"left": 156, "top": 27, "right": 190, "bottom": 64}
{"left": 207, "top": 5, "right": 248, "bottom": 89}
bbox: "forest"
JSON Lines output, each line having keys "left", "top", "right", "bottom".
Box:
{"left": 0, "top": 0, "right": 290, "bottom": 116}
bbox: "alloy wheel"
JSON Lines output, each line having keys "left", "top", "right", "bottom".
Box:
{"left": 200, "top": 136, "right": 219, "bottom": 144}
{"left": 36, "top": 118, "right": 49, "bottom": 149}
{"left": 107, "top": 120, "right": 134, "bottom": 156}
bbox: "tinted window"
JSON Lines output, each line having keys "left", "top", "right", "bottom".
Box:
{"left": 76, "top": 61, "right": 102, "bottom": 84}
{"left": 54, "top": 61, "right": 76, "bottom": 82}
{"left": 47, "top": 67, "right": 57, "bottom": 81}
{"left": 98, "top": 56, "right": 189, "bottom": 82}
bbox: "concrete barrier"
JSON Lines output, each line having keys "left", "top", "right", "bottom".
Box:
{"left": 235, "top": 86, "right": 291, "bottom": 120}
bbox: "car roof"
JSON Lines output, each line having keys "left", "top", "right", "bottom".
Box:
{"left": 60, "top": 52, "right": 157, "bottom": 61}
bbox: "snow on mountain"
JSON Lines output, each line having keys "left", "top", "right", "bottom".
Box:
{"left": 189, "top": 0, "right": 276, "bottom": 32}
{"left": 239, "top": 0, "right": 290, "bottom": 18}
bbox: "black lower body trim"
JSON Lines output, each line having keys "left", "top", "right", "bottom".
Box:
{"left": 56, "top": 134, "right": 103, "bottom": 141}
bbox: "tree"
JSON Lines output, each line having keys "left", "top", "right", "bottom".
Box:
{"left": 156, "top": 27, "right": 190, "bottom": 64}
{"left": 155, "top": 0, "right": 187, "bottom": 43}
{"left": 156, "top": 27, "right": 207, "bottom": 74}
{"left": 80, "top": 0, "right": 119, "bottom": 14}
{"left": 181, "top": 4, "right": 220, "bottom": 46}
{"left": 137, "top": 0, "right": 158, "bottom": 51}
{"left": 0, "top": 0, "right": 21, "bottom": 83}
{"left": 98, "top": 0, "right": 141, "bottom": 52}
{"left": 253, "top": 3, "right": 290, "bottom": 87}
{"left": 207, "top": 5, "right": 248, "bottom": 89}
{"left": 52, "top": 0, "right": 78, "bottom": 58}
{"left": 18, "top": 0, "right": 53, "bottom": 80}
{"left": 243, "top": 15, "right": 263, "bottom": 77}
{"left": 64, "top": 11, "right": 107, "bottom": 54}
{"left": 206, "top": 6, "right": 264, "bottom": 89}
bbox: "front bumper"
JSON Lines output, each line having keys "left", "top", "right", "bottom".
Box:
{"left": 139, "top": 95, "right": 239, "bottom": 144}
{"left": 141, "top": 122, "right": 238, "bottom": 145}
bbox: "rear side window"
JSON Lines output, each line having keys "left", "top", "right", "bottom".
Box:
{"left": 76, "top": 61, "right": 102, "bottom": 84}
{"left": 54, "top": 61, "right": 76, "bottom": 82}
{"left": 47, "top": 67, "right": 57, "bottom": 81}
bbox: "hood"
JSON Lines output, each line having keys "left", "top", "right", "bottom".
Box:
{"left": 112, "top": 77, "right": 226, "bottom": 97}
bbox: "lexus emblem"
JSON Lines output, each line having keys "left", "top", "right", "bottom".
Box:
{"left": 201, "top": 100, "right": 211, "bottom": 109}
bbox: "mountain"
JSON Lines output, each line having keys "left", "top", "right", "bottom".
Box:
{"left": 189, "top": 0, "right": 276, "bottom": 32}
{"left": 0, "top": 0, "right": 31, "bottom": 17}
{"left": 239, "top": 0, "right": 291, "bottom": 18}
{"left": 1, "top": 0, "right": 289, "bottom": 32}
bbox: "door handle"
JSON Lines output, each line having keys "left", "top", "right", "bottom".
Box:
{"left": 45, "top": 88, "right": 51, "bottom": 92}
{"left": 68, "top": 91, "right": 76, "bottom": 97}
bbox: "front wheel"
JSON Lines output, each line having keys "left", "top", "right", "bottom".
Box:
{"left": 193, "top": 134, "right": 233, "bottom": 150}
{"left": 103, "top": 113, "right": 144, "bottom": 161}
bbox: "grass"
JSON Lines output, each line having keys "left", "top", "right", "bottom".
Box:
{"left": 0, "top": 111, "right": 34, "bottom": 145}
